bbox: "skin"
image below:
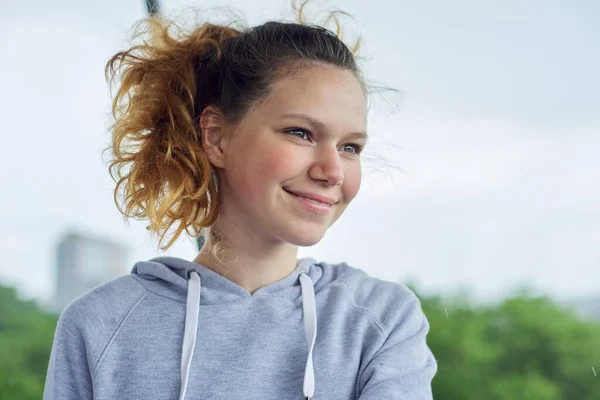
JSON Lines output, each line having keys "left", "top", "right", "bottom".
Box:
{"left": 194, "top": 64, "right": 367, "bottom": 293}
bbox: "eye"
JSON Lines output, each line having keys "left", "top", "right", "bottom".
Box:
{"left": 284, "top": 128, "right": 311, "bottom": 141}
{"left": 341, "top": 143, "right": 363, "bottom": 155}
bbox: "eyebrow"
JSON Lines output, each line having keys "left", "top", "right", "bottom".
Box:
{"left": 280, "top": 113, "right": 368, "bottom": 140}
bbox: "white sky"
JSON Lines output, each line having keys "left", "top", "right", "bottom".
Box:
{"left": 1, "top": 0, "right": 598, "bottom": 304}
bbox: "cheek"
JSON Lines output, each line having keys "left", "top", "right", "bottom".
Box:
{"left": 342, "top": 163, "right": 362, "bottom": 202}
{"left": 257, "top": 150, "right": 295, "bottom": 178}
{"left": 235, "top": 144, "right": 299, "bottom": 195}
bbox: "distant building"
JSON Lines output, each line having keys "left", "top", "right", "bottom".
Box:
{"left": 52, "top": 232, "right": 129, "bottom": 313}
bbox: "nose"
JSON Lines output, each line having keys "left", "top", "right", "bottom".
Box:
{"left": 309, "top": 146, "right": 344, "bottom": 187}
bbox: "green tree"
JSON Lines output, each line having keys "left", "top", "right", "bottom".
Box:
{"left": 421, "top": 290, "right": 600, "bottom": 399}
{"left": 0, "top": 285, "right": 57, "bottom": 400}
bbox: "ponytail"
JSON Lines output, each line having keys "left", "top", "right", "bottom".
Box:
{"left": 105, "top": 16, "right": 239, "bottom": 250}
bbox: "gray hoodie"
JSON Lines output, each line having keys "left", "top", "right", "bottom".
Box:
{"left": 43, "top": 256, "right": 436, "bottom": 399}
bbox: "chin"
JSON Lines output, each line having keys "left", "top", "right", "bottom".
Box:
{"left": 282, "top": 227, "right": 328, "bottom": 247}
{"left": 294, "top": 236, "right": 325, "bottom": 247}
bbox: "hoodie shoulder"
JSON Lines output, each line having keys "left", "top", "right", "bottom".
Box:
{"left": 322, "top": 262, "right": 422, "bottom": 335}
{"left": 56, "top": 275, "right": 149, "bottom": 373}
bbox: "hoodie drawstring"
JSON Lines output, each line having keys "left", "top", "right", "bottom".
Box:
{"left": 178, "top": 271, "right": 317, "bottom": 400}
{"left": 299, "top": 272, "right": 317, "bottom": 400}
{"left": 179, "top": 271, "right": 201, "bottom": 400}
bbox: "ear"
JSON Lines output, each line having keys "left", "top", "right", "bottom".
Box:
{"left": 199, "top": 106, "right": 228, "bottom": 169}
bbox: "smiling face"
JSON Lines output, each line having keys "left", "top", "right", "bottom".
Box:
{"left": 209, "top": 64, "right": 367, "bottom": 247}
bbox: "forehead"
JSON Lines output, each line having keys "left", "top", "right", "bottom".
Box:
{"left": 253, "top": 66, "right": 367, "bottom": 130}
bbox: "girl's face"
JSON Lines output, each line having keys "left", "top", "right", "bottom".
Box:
{"left": 216, "top": 65, "right": 367, "bottom": 247}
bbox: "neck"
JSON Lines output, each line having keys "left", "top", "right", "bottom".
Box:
{"left": 192, "top": 222, "right": 299, "bottom": 294}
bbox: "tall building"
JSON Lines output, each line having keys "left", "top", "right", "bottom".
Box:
{"left": 52, "top": 231, "right": 129, "bottom": 313}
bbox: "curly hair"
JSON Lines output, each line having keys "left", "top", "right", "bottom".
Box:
{"left": 105, "top": 9, "right": 361, "bottom": 250}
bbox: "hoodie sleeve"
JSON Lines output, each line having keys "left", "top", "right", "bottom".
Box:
{"left": 43, "top": 304, "right": 93, "bottom": 399}
{"left": 357, "top": 289, "right": 437, "bottom": 399}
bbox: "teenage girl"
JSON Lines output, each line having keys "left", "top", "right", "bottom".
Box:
{"left": 44, "top": 12, "right": 437, "bottom": 400}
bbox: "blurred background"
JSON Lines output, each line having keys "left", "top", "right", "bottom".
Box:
{"left": 1, "top": 0, "right": 599, "bottom": 398}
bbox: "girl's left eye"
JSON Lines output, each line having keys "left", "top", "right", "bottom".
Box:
{"left": 285, "top": 128, "right": 310, "bottom": 140}
{"left": 284, "top": 128, "right": 363, "bottom": 155}
{"left": 341, "top": 144, "right": 363, "bottom": 155}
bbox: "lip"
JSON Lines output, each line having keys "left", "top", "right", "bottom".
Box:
{"left": 284, "top": 189, "right": 337, "bottom": 205}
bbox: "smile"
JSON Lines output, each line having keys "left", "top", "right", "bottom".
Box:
{"left": 284, "top": 189, "right": 335, "bottom": 215}
{"left": 291, "top": 193, "right": 331, "bottom": 206}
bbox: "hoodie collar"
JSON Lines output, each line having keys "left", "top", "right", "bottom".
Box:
{"left": 131, "top": 256, "right": 322, "bottom": 305}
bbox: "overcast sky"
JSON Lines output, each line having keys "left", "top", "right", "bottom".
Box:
{"left": 1, "top": 0, "right": 598, "bottom": 304}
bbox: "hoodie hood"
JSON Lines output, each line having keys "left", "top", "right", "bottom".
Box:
{"left": 131, "top": 256, "right": 323, "bottom": 305}
{"left": 132, "top": 256, "right": 321, "bottom": 400}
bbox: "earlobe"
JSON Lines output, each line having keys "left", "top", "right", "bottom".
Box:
{"left": 199, "top": 106, "right": 227, "bottom": 169}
